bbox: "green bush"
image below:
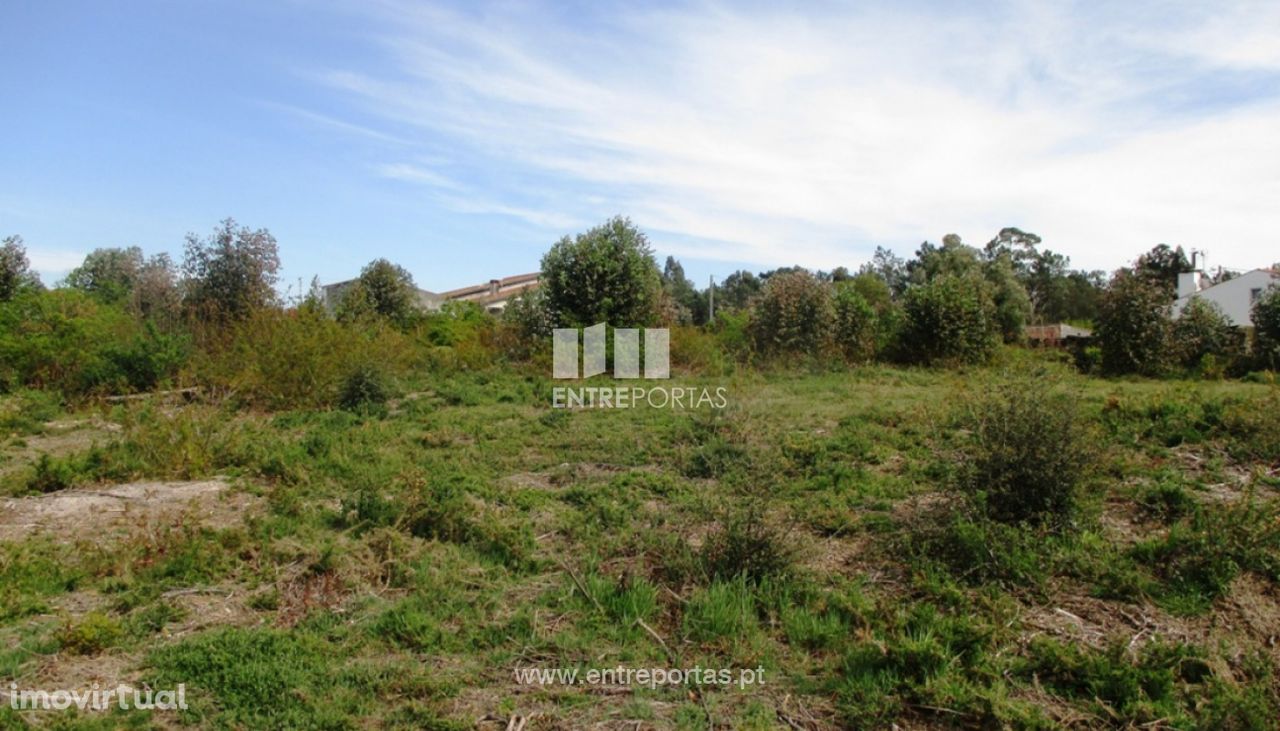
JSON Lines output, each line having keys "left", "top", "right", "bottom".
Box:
{"left": 748, "top": 270, "right": 834, "bottom": 361}
{"left": 194, "top": 308, "right": 414, "bottom": 409}
{"left": 1172, "top": 298, "right": 1238, "bottom": 372}
{"left": 338, "top": 363, "right": 391, "bottom": 413}
{"left": 58, "top": 611, "right": 124, "bottom": 655}
{"left": 1251, "top": 284, "right": 1280, "bottom": 370}
{"left": 898, "top": 274, "right": 999, "bottom": 365}
{"left": 700, "top": 507, "right": 795, "bottom": 583}
{"left": 949, "top": 374, "right": 1093, "bottom": 528}
{"left": 1096, "top": 269, "right": 1171, "bottom": 376}
{"left": 102, "top": 320, "right": 190, "bottom": 391}
{"left": 832, "top": 284, "right": 877, "bottom": 363}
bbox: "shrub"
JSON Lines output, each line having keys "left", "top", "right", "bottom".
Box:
{"left": 0, "top": 287, "right": 141, "bottom": 396}
{"left": 540, "top": 216, "right": 662, "bottom": 327}
{"left": 1251, "top": 284, "right": 1280, "bottom": 370}
{"left": 748, "top": 270, "right": 834, "bottom": 360}
{"left": 1096, "top": 269, "right": 1171, "bottom": 376}
{"left": 832, "top": 284, "right": 877, "bottom": 363}
{"left": 898, "top": 274, "right": 999, "bottom": 365}
{"left": 949, "top": 374, "right": 1093, "bottom": 528}
{"left": 700, "top": 507, "right": 795, "bottom": 583}
{"left": 59, "top": 612, "right": 124, "bottom": 655}
{"left": 102, "top": 320, "right": 190, "bottom": 391}
{"left": 497, "top": 287, "right": 552, "bottom": 359}
{"left": 193, "top": 308, "right": 413, "bottom": 409}
{"left": 1172, "top": 298, "right": 1238, "bottom": 371}
{"left": 338, "top": 363, "right": 391, "bottom": 413}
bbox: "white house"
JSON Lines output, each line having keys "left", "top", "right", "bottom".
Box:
{"left": 1172, "top": 269, "right": 1280, "bottom": 327}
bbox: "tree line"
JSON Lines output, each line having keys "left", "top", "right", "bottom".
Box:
{"left": 2, "top": 216, "right": 1278, "bottom": 403}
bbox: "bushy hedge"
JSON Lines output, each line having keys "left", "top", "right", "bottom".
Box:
{"left": 898, "top": 274, "right": 999, "bottom": 365}
{"left": 0, "top": 288, "right": 186, "bottom": 396}
{"left": 1096, "top": 270, "right": 1170, "bottom": 376}
{"left": 748, "top": 271, "right": 835, "bottom": 361}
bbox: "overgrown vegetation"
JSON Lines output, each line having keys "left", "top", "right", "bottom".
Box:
{"left": 2, "top": 220, "right": 1279, "bottom": 728}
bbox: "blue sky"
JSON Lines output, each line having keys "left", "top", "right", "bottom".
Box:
{"left": 3, "top": 0, "right": 1278, "bottom": 293}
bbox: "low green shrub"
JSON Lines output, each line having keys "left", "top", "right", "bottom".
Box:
{"left": 948, "top": 373, "right": 1094, "bottom": 528}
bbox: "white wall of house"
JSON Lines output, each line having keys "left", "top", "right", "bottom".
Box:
{"left": 1172, "top": 269, "right": 1279, "bottom": 327}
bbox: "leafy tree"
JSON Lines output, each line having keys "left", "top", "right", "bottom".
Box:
{"left": 1251, "top": 285, "right": 1280, "bottom": 370}
{"left": 181, "top": 218, "right": 280, "bottom": 321}
{"left": 858, "top": 246, "right": 908, "bottom": 297}
{"left": 716, "top": 270, "right": 763, "bottom": 312}
{"left": 832, "top": 284, "right": 877, "bottom": 363}
{"left": 540, "top": 216, "right": 661, "bottom": 327}
{"left": 65, "top": 247, "right": 144, "bottom": 303}
{"left": 906, "top": 235, "right": 983, "bottom": 286}
{"left": 1172, "top": 298, "right": 1236, "bottom": 370}
{"left": 661, "top": 256, "right": 706, "bottom": 325}
{"left": 1095, "top": 269, "right": 1171, "bottom": 376}
{"left": 130, "top": 253, "right": 181, "bottom": 326}
{"left": 499, "top": 287, "right": 554, "bottom": 357}
{"left": 848, "top": 271, "right": 902, "bottom": 352}
{"left": 1134, "top": 244, "right": 1193, "bottom": 294}
{"left": 985, "top": 255, "right": 1033, "bottom": 342}
{"left": 898, "top": 273, "right": 999, "bottom": 365}
{"left": 1, "top": 235, "right": 40, "bottom": 301}
{"left": 337, "top": 258, "right": 419, "bottom": 326}
{"left": 748, "top": 270, "right": 833, "bottom": 360}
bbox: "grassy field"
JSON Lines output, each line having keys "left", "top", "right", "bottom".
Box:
{"left": 1, "top": 361, "right": 1279, "bottom": 729}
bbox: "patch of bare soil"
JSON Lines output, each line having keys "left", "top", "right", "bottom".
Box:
{"left": 0, "top": 479, "right": 251, "bottom": 542}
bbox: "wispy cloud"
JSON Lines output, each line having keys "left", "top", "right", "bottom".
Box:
{"left": 27, "top": 249, "right": 87, "bottom": 283}
{"left": 321, "top": 0, "right": 1280, "bottom": 271}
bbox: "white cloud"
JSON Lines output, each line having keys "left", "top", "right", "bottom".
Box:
{"left": 27, "top": 249, "right": 86, "bottom": 283}
{"left": 324, "top": 0, "right": 1280, "bottom": 272}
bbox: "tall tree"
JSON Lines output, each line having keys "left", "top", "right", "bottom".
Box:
{"left": 540, "top": 216, "right": 662, "bottom": 327}
{"left": 181, "top": 218, "right": 281, "bottom": 321}
{"left": 1134, "top": 244, "right": 1193, "bottom": 294}
{"left": 65, "top": 246, "right": 145, "bottom": 303}
{"left": 0, "top": 235, "right": 40, "bottom": 301}
{"left": 337, "top": 258, "right": 419, "bottom": 326}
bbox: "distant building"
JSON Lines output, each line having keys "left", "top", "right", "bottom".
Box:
{"left": 319, "top": 279, "right": 443, "bottom": 313}
{"left": 1025, "top": 323, "right": 1092, "bottom": 346}
{"left": 320, "top": 272, "right": 540, "bottom": 315}
{"left": 1172, "top": 269, "right": 1280, "bottom": 327}
{"left": 439, "top": 273, "right": 540, "bottom": 314}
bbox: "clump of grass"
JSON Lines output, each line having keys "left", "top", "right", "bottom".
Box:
{"left": 399, "top": 476, "right": 534, "bottom": 570}
{"left": 700, "top": 506, "right": 796, "bottom": 584}
{"left": 147, "top": 626, "right": 365, "bottom": 727}
{"left": 949, "top": 373, "right": 1095, "bottom": 529}
{"left": 59, "top": 611, "right": 123, "bottom": 655}
{"left": 1018, "top": 638, "right": 1215, "bottom": 724}
{"left": 682, "top": 575, "right": 757, "bottom": 642}
{"left": 26, "top": 452, "right": 82, "bottom": 493}
{"left": 1132, "top": 493, "right": 1280, "bottom": 614}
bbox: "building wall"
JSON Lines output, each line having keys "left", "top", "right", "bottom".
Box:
{"left": 1173, "top": 270, "right": 1279, "bottom": 327}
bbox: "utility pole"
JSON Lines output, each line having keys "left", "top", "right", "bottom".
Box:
{"left": 708, "top": 275, "right": 715, "bottom": 322}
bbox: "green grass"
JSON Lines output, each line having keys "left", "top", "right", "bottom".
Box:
{"left": 2, "top": 366, "right": 1278, "bottom": 727}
